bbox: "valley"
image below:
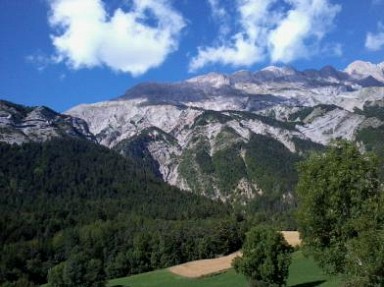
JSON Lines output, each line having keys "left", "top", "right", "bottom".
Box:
{"left": 1, "top": 60, "right": 384, "bottom": 287}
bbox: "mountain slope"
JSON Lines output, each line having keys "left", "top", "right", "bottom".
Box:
{"left": 0, "top": 100, "right": 95, "bottom": 144}
{"left": 67, "top": 61, "right": 384, "bottom": 202}
{"left": 345, "top": 60, "right": 384, "bottom": 83}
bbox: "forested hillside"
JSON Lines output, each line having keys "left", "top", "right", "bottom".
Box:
{"left": 0, "top": 139, "right": 244, "bottom": 287}
{"left": 2, "top": 59, "right": 384, "bottom": 286}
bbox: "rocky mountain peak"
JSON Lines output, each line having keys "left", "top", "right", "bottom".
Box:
{"left": 345, "top": 60, "right": 384, "bottom": 82}
{"left": 251, "top": 65, "right": 301, "bottom": 83}
{"left": 261, "top": 65, "right": 298, "bottom": 76}
{"left": 61, "top": 60, "right": 384, "bottom": 200}
{"left": 0, "top": 100, "right": 95, "bottom": 145}
{"left": 186, "top": 72, "right": 230, "bottom": 88}
{"left": 320, "top": 65, "right": 339, "bottom": 76}
{"left": 264, "top": 65, "right": 295, "bottom": 72}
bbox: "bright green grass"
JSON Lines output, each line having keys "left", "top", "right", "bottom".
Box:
{"left": 108, "top": 251, "right": 343, "bottom": 287}
{"left": 287, "top": 251, "right": 342, "bottom": 287}
{"left": 108, "top": 269, "right": 246, "bottom": 287}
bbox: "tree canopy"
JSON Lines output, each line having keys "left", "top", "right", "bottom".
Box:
{"left": 233, "top": 226, "right": 293, "bottom": 287}
{"left": 296, "top": 141, "right": 384, "bottom": 285}
{"left": 0, "top": 139, "right": 244, "bottom": 287}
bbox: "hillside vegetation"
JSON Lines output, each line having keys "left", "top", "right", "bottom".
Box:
{"left": 0, "top": 138, "right": 244, "bottom": 287}
{"left": 296, "top": 141, "right": 384, "bottom": 286}
{"left": 107, "top": 251, "right": 342, "bottom": 287}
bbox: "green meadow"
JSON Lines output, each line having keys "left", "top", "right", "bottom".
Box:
{"left": 107, "top": 251, "right": 343, "bottom": 287}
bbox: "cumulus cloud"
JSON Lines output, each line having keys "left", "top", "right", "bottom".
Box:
{"left": 207, "top": 0, "right": 231, "bottom": 38}
{"left": 365, "top": 22, "right": 384, "bottom": 51}
{"left": 48, "top": 0, "right": 185, "bottom": 76}
{"left": 208, "top": 0, "right": 228, "bottom": 19}
{"left": 190, "top": 0, "right": 274, "bottom": 71}
{"left": 269, "top": 0, "right": 341, "bottom": 63}
{"left": 190, "top": 0, "right": 341, "bottom": 71}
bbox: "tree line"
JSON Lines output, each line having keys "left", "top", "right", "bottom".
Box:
{"left": 0, "top": 139, "right": 245, "bottom": 287}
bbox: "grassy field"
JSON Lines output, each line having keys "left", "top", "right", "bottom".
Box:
{"left": 287, "top": 251, "right": 342, "bottom": 287}
{"left": 108, "top": 251, "right": 343, "bottom": 287}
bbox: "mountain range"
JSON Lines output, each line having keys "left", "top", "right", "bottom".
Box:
{"left": 2, "top": 60, "right": 384, "bottom": 203}
{"left": 0, "top": 100, "right": 95, "bottom": 144}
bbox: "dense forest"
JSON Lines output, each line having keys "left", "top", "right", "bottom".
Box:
{"left": 0, "top": 139, "right": 245, "bottom": 287}
{"left": 3, "top": 121, "right": 382, "bottom": 286}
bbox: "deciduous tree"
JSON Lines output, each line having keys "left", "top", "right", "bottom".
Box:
{"left": 233, "top": 226, "right": 292, "bottom": 287}
{"left": 296, "top": 141, "right": 384, "bottom": 285}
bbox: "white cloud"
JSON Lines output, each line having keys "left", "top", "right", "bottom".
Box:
{"left": 208, "top": 0, "right": 228, "bottom": 19}
{"left": 48, "top": 0, "right": 185, "bottom": 76}
{"left": 269, "top": 0, "right": 341, "bottom": 63}
{"left": 366, "top": 22, "right": 384, "bottom": 51}
{"left": 207, "top": 0, "right": 231, "bottom": 38}
{"left": 190, "top": 0, "right": 275, "bottom": 71}
{"left": 190, "top": 0, "right": 341, "bottom": 71}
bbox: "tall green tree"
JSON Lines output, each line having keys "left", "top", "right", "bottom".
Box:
{"left": 47, "top": 253, "right": 105, "bottom": 287}
{"left": 232, "top": 226, "right": 293, "bottom": 287}
{"left": 296, "top": 141, "right": 384, "bottom": 285}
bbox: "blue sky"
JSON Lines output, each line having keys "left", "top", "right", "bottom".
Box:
{"left": 0, "top": 0, "right": 383, "bottom": 112}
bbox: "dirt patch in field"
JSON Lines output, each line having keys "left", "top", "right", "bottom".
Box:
{"left": 282, "top": 231, "right": 301, "bottom": 247}
{"left": 169, "top": 252, "right": 241, "bottom": 278}
{"left": 169, "top": 231, "right": 301, "bottom": 278}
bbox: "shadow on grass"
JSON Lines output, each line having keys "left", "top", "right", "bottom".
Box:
{"left": 290, "top": 280, "right": 326, "bottom": 287}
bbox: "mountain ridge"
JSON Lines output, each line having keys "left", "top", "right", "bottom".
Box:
{"left": 112, "top": 60, "right": 384, "bottom": 112}
{"left": 2, "top": 60, "right": 384, "bottom": 202}
{"left": 0, "top": 100, "right": 95, "bottom": 144}
{"left": 65, "top": 60, "right": 384, "bottom": 201}
{"left": 345, "top": 60, "right": 384, "bottom": 82}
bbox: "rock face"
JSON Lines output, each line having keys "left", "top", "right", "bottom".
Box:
{"left": 345, "top": 60, "right": 384, "bottom": 83}
{"left": 0, "top": 100, "right": 95, "bottom": 145}
{"left": 63, "top": 61, "right": 384, "bottom": 200}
